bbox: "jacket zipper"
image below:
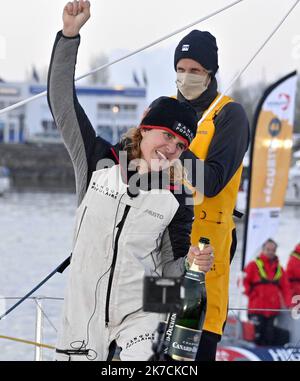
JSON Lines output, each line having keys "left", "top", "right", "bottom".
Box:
{"left": 105, "top": 204, "right": 131, "bottom": 326}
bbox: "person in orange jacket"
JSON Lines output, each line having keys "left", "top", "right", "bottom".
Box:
{"left": 243, "top": 239, "right": 292, "bottom": 346}
{"left": 286, "top": 243, "right": 300, "bottom": 298}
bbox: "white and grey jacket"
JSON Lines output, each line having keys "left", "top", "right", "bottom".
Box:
{"left": 47, "top": 32, "right": 194, "bottom": 338}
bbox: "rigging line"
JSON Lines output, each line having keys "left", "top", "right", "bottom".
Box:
{"left": 75, "top": 0, "right": 245, "bottom": 82}
{"left": 0, "top": 296, "right": 63, "bottom": 301}
{"left": 34, "top": 299, "right": 58, "bottom": 333}
{"left": 0, "top": 0, "right": 244, "bottom": 116}
{"left": 0, "top": 257, "right": 71, "bottom": 320}
{"left": 0, "top": 335, "right": 55, "bottom": 350}
{"left": 197, "top": 0, "right": 300, "bottom": 127}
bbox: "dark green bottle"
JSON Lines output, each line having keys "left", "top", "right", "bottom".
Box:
{"left": 167, "top": 237, "right": 209, "bottom": 361}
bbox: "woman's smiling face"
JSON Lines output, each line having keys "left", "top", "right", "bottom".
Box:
{"left": 139, "top": 128, "right": 187, "bottom": 172}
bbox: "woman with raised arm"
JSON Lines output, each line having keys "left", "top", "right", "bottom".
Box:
{"left": 48, "top": 0, "right": 214, "bottom": 361}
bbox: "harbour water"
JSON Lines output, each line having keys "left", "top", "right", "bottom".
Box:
{"left": 0, "top": 190, "right": 299, "bottom": 361}
{"left": 0, "top": 191, "right": 75, "bottom": 361}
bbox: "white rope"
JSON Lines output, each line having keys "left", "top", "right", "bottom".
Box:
{"left": 34, "top": 298, "right": 58, "bottom": 333}
{"left": 0, "top": 296, "right": 63, "bottom": 301}
{"left": 0, "top": 0, "right": 244, "bottom": 116}
{"left": 197, "top": 0, "right": 300, "bottom": 127}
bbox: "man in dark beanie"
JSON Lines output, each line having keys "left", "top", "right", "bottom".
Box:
{"left": 174, "top": 30, "right": 219, "bottom": 100}
{"left": 173, "top": 30, "right": 250, "bottom": 361}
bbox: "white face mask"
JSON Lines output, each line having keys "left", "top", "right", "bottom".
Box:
{"left": 176, "top": 72, "right": 210, "bottom": 100}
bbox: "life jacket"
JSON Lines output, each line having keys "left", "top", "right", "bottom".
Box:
{"left": 179, "top": 93, "right": 244, "bottom": 335}
{"left": 251, "top": 258, "right": 282, "bottom": 289}
{"left": 291, "top": 251, "right": 300, "bottom": 260}
{"left": 189, "top": 93, "right": 243, "bottom": 230}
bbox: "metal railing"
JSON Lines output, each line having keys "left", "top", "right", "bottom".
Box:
{"left": 0, "top": 296, "right": 63, "bottom": 361}
{"left": 1, "top": 295, "right": 299, "bottom": 361}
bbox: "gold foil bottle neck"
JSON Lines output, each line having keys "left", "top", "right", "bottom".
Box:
{"left": 189, "top": 238, "right": 209, "bottom": 273}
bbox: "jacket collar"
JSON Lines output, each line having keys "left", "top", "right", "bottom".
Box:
{"left": 259, "top": 253, "right": 279, "bottom": 265}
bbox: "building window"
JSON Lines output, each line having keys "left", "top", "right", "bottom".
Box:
{"left": 97, "top": 103, "right": 137, "bottom": 120}
{"left": 122, "top": 104, "right": 137, "bottom": 111}
{"left": 19, "top": 125, "right": 25, "bottom": 143}
{"left": 9, "top": 123, "right": 15, "bottom": 142}
{"left": 118, "top": 126, "right": 130, "bottom": 140}
{"left": 97, "top": 125, "right": 133, "bottom": 144}
{"left": 97, "top": 125, "right": 114, "bottom": 143}
{"left": 42, "top": 120, "right": 57, "bottom": 133}
{"left": 0, "top": 121, "right": 4, "bottom": 142}
{"left": 97, "top": 103, "right": 112, "bottom": 111}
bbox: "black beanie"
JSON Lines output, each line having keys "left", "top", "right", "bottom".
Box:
{"left": 140, "top": 96, "right": 198, "bottom": 146}
{"left": 174, "top": 30, "right": 219, "bottom": 76}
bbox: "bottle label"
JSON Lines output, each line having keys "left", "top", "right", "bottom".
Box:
{"left": 185, "top": 269, "right": 202, "bottom": 282}
{"left": 163, "top": 313, "right": 177, "bottom": 354}
{"left": 168, "top": 324, "right": 201, "bottom": 361}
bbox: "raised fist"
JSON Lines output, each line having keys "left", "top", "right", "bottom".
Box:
{"left": 63, "top": 0, "right": 91, "bottom": 37}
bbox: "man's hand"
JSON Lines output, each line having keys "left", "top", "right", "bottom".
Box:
{"left": 63, "top": 0, "right": 91, "bottom": 37}
{"left": 186, "top": 244, "right": 214, "bottom": 273}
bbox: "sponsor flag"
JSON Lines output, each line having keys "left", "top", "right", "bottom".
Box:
{"left": 242, "top": 71, "right": 298, "bottom": 268}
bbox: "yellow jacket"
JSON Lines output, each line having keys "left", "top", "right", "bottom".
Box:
{"left": 189, "top": 94, "right": 243, "bottom": 335}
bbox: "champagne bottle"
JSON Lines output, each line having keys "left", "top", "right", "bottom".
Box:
{"left": 167, "top": 237, "right": 209, "bottom": 361}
